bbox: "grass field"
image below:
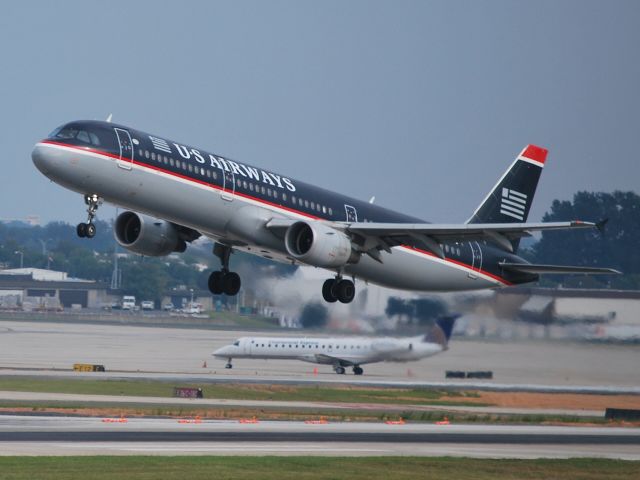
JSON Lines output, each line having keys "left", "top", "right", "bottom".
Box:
{"left": 0, "top": 457, "right": 637, "bottom": 480}
{"left": 0, "top": 377, "right": 483, "bottom": 406}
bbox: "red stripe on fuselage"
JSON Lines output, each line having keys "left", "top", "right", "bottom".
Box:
{"left": 40, "top": 140, "right": 513, "bottom": 285}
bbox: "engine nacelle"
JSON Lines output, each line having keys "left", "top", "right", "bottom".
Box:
{"left": 284, "top": 221, "right": 358, "bottom": 268}
{"left": 114, "top": 211, "right": 186, "bottom": 257}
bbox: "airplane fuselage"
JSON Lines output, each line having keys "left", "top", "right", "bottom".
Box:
{"left": 32, "top": 120, "right": 536, "bottom": 293}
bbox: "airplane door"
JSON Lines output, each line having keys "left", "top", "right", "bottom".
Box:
{"left": 221, "top": 169, "right": 235, "bottom": 201}
{"left": 469, "top": 241, "right": 483, "bottom": 279}
{"left": 114, "top": 128, "right": 134, "bottom": 170}
{"left": 245, "top": 339, "right": 253, "bottom": 355}
{"left": 345, "top": 204, "right": 358, "bottom": 222}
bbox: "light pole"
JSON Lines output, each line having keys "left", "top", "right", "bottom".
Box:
{"left": 14, "top": 251, "right": 23, "bottom": 269}
{"left": 190, "top": 288, "right": 194, "bottom": 309}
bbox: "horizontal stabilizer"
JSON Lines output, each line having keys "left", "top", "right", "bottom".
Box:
{"left": 500, "top": 263, "right": 621, "bottom": 275}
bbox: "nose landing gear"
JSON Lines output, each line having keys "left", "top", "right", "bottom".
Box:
{"left": 322, "top": 276, "right": 355, "bottom": 304}
{"left": 208, "top": 243, "right": 242, "bottom": 296}
{"left": 76, "top": 194, "right": 101, "bottom": 239}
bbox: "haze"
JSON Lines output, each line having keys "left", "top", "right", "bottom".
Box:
{"left": 1, "top": 0, "right": 639, "bottom": 225}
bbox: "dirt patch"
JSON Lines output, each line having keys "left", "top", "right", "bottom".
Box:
{"left": 464, "top": 391, "right": 640, "bottom": 410}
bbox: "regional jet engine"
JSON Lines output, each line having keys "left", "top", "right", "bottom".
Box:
{"left": 114, "top": 211, "right": 187, "bottom": 257}
{"left": 284, "top": 221, "right": 359, "bottom": 268}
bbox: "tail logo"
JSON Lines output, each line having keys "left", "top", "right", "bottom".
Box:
{"left": 500, "top": 188, "right": 527, "bottom": 220}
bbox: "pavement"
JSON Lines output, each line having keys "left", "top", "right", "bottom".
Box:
{"left": 1, "top": 415, "right": 639, "bottom": 459}
{"left": 0, "top": 320, "right": 639, "bottom": 389}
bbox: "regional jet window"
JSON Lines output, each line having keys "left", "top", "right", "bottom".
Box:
{"left": 249, "top": 183, "right": 254, "bottom": 191}
{"left": 310, "top": 202, "right": 315, "bottom": 210}
{"left": 212, "top": 171, "right": 217, "bottom": 179}
{"left": 329, "top": 208, "right": 333, "bottom": 215}
{"left": 283, "top": 193, "right": 287, "bottom": 201}
{"left": 144, "top": 150, "right": 150, "bottom": 159}
{"left": 304, "top": 200, "right": 309, "bottom": 208}
{"left": 322, "top": 206, "right": 326, "bottom": 214}
{"left": 188, "top": 164, "right": 193, "bottom": 172}
{"left": 261, "top": 186, "right": 266, "bottom": 195}
{"left": 170, "top": 158, "right": 175, "bottom": 166}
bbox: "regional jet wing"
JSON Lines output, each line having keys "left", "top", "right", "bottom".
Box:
{"left": 313, "top": 354, "right": 361, "bottom": 366}
{"left": 344, "top": 220, "right": 600, "bottom": 259}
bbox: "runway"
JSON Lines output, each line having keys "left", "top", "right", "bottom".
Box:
{"left": 1, "top": 320, "right": 639, "bottom": 389}
{"left": 1, "top": 415, "right": 639, "bottom": 459}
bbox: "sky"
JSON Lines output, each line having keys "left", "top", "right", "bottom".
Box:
{"left": 1, "top": 0, "right": 639, "bottom": 225}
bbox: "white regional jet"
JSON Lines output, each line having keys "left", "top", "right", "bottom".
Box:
{"left": 212, "top": 316, "right": 457, "bottom": 375}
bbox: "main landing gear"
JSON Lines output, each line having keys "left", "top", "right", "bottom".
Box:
{"left": 76, "top": 194, "right": 101, "bottom": 239}
{"left": 333, "top": 365, "right": 364, "bottom": 375}
{"left": 322, "top": 276, "right": 355, "bottom": 304}
{"left": 208, "top": 243, "right": 241, "bottom": 296}
{"left": 225, "top": 359, "right": 233, "bottom": 369}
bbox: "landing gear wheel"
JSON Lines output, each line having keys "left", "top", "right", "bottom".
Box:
{"left": 353, "top": 366, "right": 363, "bottom": 375}
{"left": 335, "top": 279, "right": 355, "bottom": 304}
{"left": 322, "top": 279, "right": 338, "bottom": 303}
{"left": 77, "top": 194, "right": 102, "bottom": 240}
{"left": 208, "top": 271, "right": 224, "bottom": 295}
{"left": 85, "top": 223, "right": 96, "bottom": 238}
{"left": 225, "top": 361, "right": 233, "bottom": 369}
{"left": 76, "top": 223, "right": 87, "bottom": 238}
{"left": 335, "top": 366, "right": 346, "bottom": 375}
{"left": 223, "top": 272, "right": 241, "bottom": 296}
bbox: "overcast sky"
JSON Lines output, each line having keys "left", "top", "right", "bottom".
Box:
{"left": 1, "top": 1, "right": 639, "bottom": 225}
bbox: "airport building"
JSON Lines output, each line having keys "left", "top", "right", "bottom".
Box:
{"left": 0, "top": 268, "right": 111, "bottom": 310}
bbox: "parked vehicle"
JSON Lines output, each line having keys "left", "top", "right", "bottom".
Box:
{"left": 162, "top": 302, "right": 174, "bottom": 311}
{"left": 121, "top": 296, "right": 136, "bottom": 310}
{"left": 141, "top": 300, "right": 154, "bottom": 310}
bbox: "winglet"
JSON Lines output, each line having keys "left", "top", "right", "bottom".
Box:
{"left": 596, "top": 218, "right": 609, "bottom": 236}
{"left": 520, "top": 144, "right": 548, "bottom": 165}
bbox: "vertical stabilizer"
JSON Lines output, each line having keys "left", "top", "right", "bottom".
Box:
{"left": 466, "top": 145, "right": 548, "bottom": 251}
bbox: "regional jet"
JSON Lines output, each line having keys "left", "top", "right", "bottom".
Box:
{"left": 213, "top": 316, "right": 458, "bottom": 375}
{"left": 32, "top": 120, "right": 619, "bottom": 303}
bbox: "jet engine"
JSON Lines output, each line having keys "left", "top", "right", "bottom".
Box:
{"left": 114, "top": 211, "right": 187, "bottom": 256}
{"left": 284, "top": 221, "right": 359, "bottom": 268}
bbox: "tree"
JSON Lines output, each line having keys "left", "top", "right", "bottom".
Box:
{"left": 531, "top": 191, "right": 640, "bottom": 288}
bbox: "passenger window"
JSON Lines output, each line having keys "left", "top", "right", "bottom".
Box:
{"left": 283, "top": 193, "right": 287, "bottom": 201}
{"left": 145, "top": 150, "right": 150, "bottom": 159}
{"left": 249, "top": 183, "right": 254, "bottom": 191}
{"left": 304, "top": 200, "right": 309, "bottom": 208}
{"left": 151, "top": 152, "right": 156, "bottom": 161}
{"left": 188, "top": 164, "right": 193, "bottom": 172}
{"left": 261, "top": 186, "right": 266, "bottom": 195}
{"left": 170, "top": 158, "right": 175, "bottom": 166}
{"left": 329, "top": 208, "right": 333, "bottom": 215}
{"left": 292, "top": 196, "right": 296, "bottom": 203}
{"left": 182, "top": 162, "right": 186, "bottom": 170}
{"left": 322, "top": 206, "right": 326, "bottom": 214}
{"left": 206, "top": 170, "right": 211, "bottom": 178}
{"left": 212, "top": 171, "right": 217, "bottom": 179}
{"left": 310, "top": 202, "right": 315, "bottom": 210}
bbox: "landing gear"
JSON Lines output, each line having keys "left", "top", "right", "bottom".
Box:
{"left": 353, "top": 366, "right": 363, "bottom": 375}
{"left": 76, "top": 194, "right": 101, "bottom": 239}
{"left": 334, "top": 366, "right": 346, "bottom": 375}
{"left": 208, "top": 243, "right": 241, "bottom": 296}
{"left": 225, "top": 359, "right": 233, "bottom": 369}
{"left": 322, "top": 277, "right": 355, "bottom": 304}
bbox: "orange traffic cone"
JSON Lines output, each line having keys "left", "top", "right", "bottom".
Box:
{"left": 202, "top": 360, "right": 207, "bottom": 368}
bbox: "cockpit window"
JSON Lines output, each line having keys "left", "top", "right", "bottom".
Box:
{"left": 233, "top": 340, "right": 240, "bottom": 346}
{"left": 50, "top": 125, "right": 101, "bottom": 146}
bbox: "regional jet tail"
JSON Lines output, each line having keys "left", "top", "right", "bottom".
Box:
{"left": 212, "top": 316, "right": 458, "bottom": 375}
{"left": 32, "top": 121, "right": 620, "bottom": 305}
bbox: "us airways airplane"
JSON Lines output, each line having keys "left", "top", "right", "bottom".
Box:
{"left": 32, "top": 120, "right": 618, "bottom": 303}
{"left": 213, "top": 316, "right": 458, "bottom": 375}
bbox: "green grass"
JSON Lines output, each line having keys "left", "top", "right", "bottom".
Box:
{"left": 0, "top": 457, "right": 637, "bottom": 480}
{"left": 0, "top": 377, "right": 483, "bottom": 406}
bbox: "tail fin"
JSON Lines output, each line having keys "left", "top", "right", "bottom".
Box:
{"left": 467, "top": 145, "right": 547, "bottom": 252}
{"left": 424, "top": 314, "right": 459, "bottom": 348}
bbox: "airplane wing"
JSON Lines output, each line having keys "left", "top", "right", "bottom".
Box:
{"left": 500, "top": 263, "right": 621, "bottom": 275}
{"left": 265, "top": 218, "right": 603, "bottom": 260}
{"left": 313, "top": 353, "right": 361, "bottom": 366}
{"left": 342, "top": 220, "right": 600, "bottom": 259}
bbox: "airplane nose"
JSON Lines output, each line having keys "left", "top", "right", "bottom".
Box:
{"left": 212, "top": 346, "right": 229, "bottom": 357}
{"left": 32, "top": 144, "right": 52, "bottom": 175}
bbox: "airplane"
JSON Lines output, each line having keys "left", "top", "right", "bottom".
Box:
{"left": 32, "top": 120, "right": 619, "bottom": 304}
{"left": 212, "top": 315, "right": 459, "bottom": 375}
